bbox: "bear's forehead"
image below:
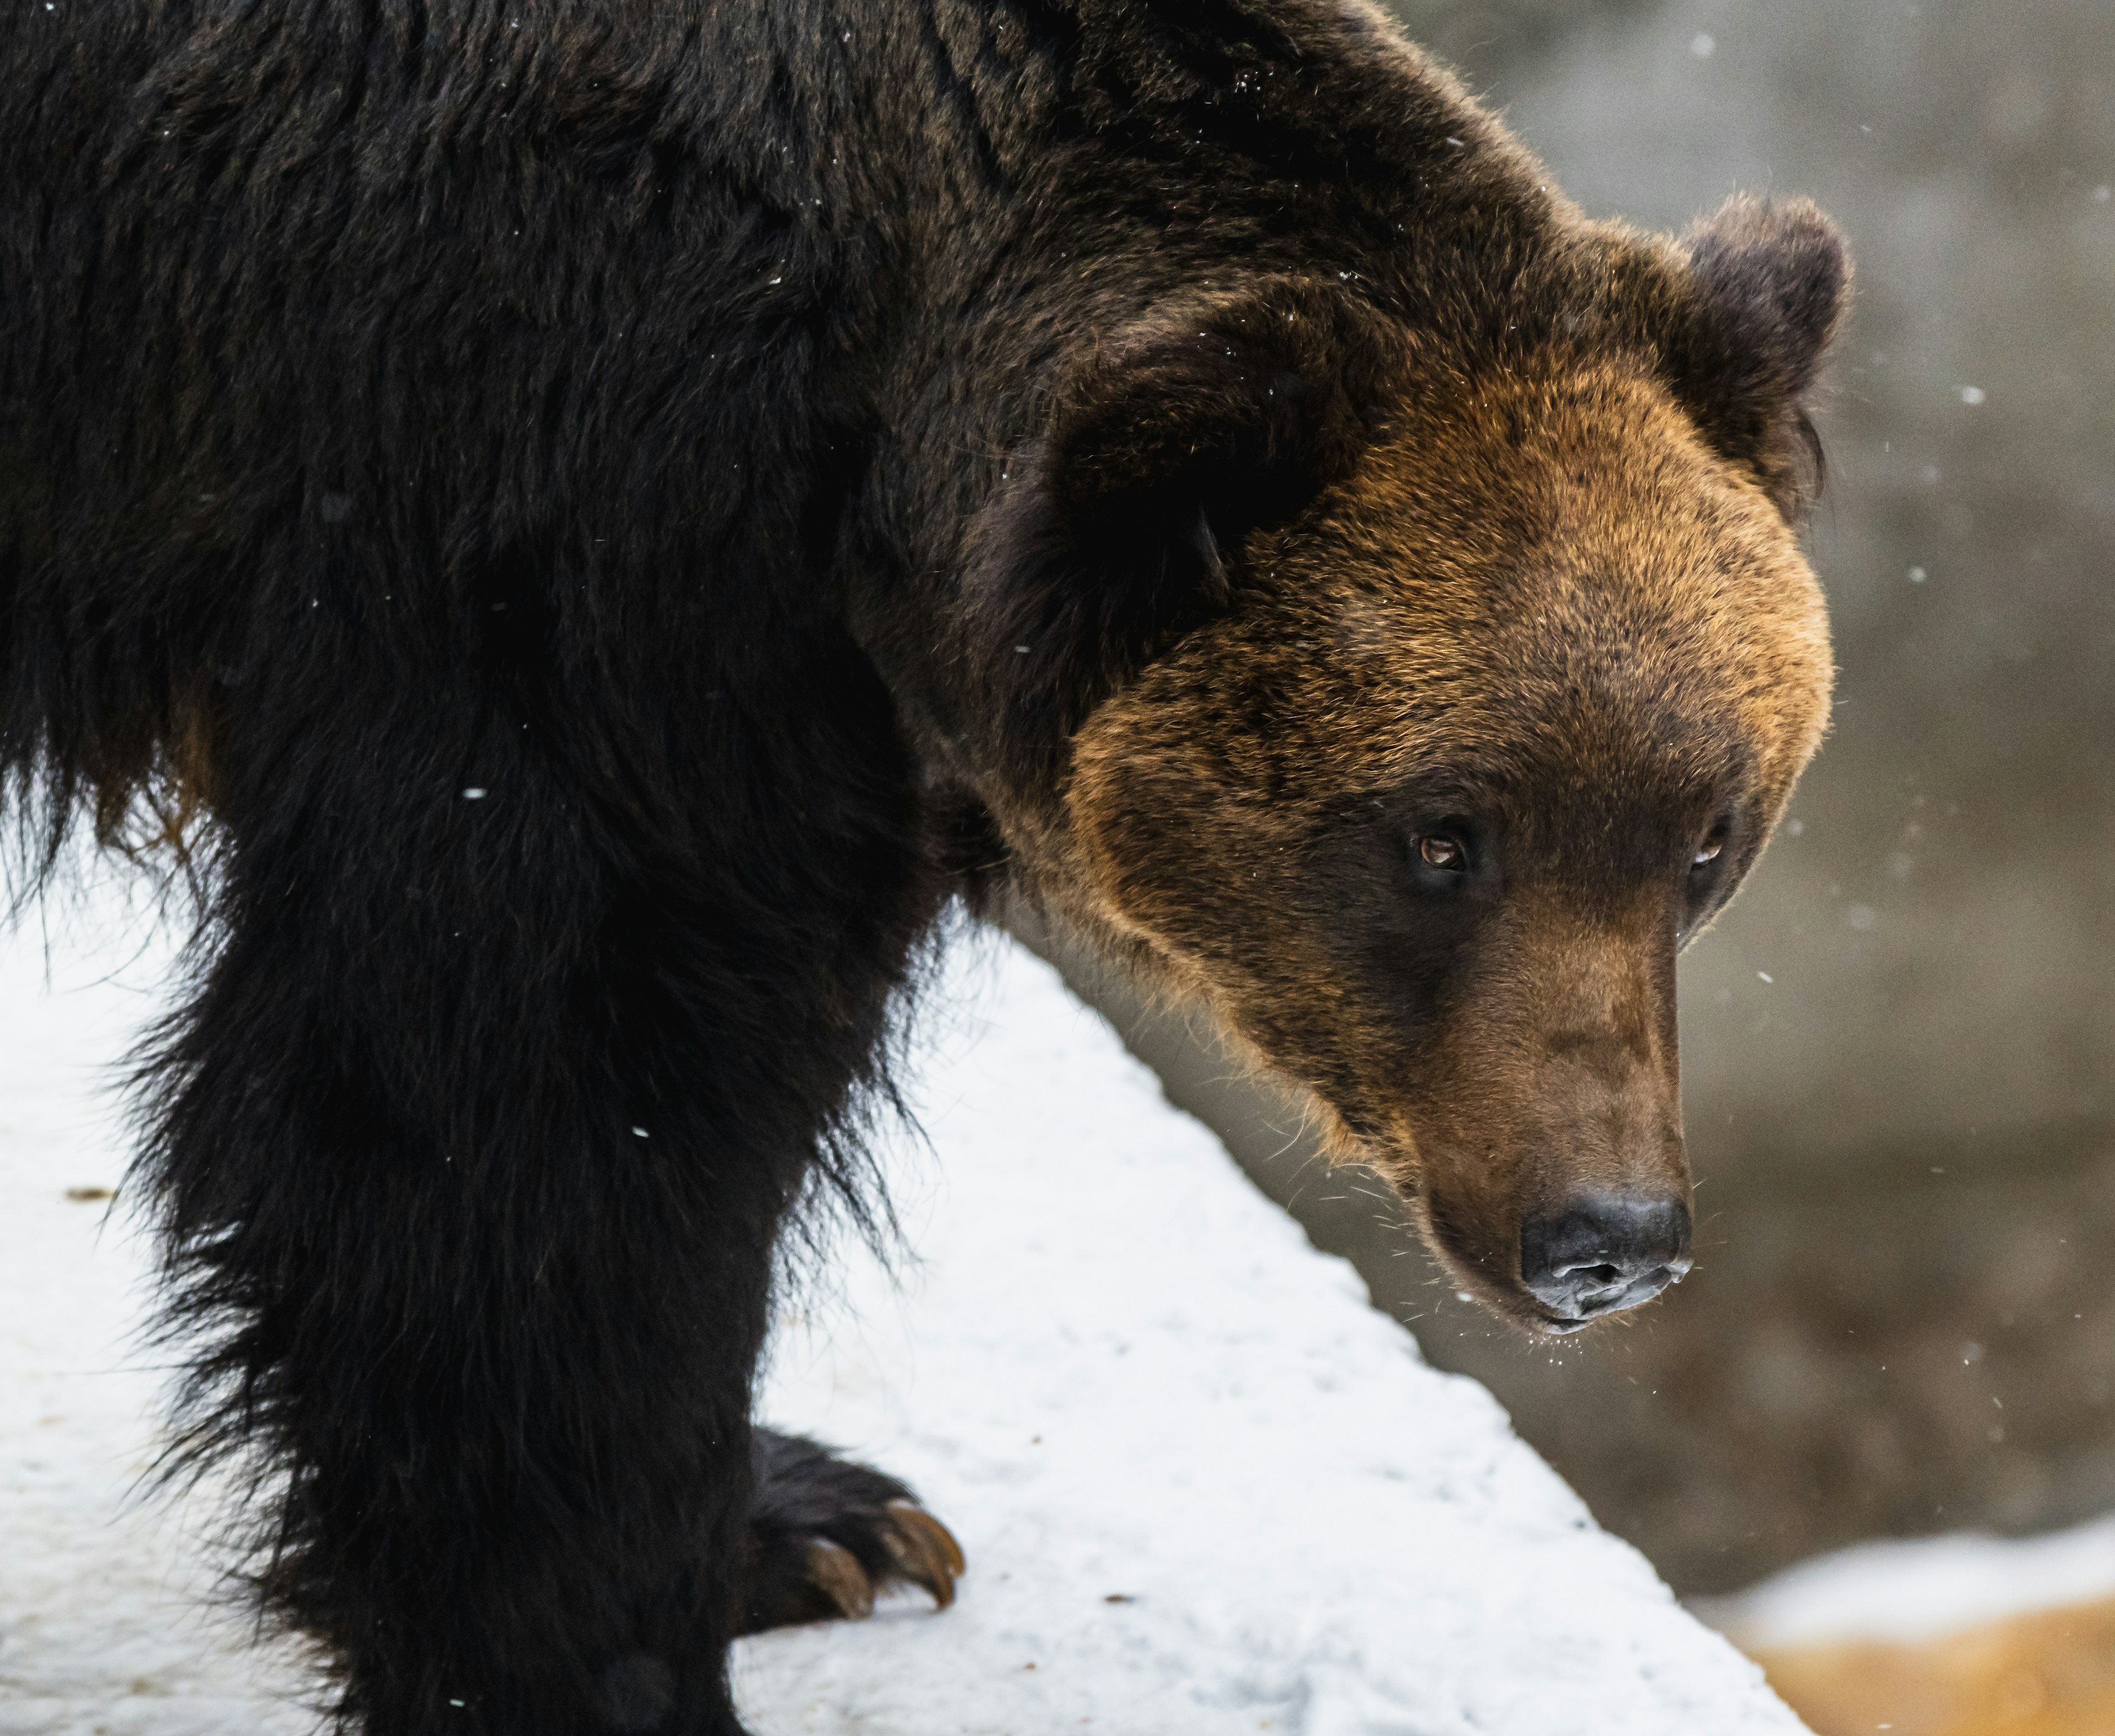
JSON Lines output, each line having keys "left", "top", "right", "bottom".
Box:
{"left": 1280, "top": 584, "right": 1826, "bottom": 823}
{"left": 1280, "top": 365, "right": 1829, "bottom": 752}
{"left": 1165, "top": 364, "right": 1832, "bottom": 824}
{"left": 1315, "top": 362, "right": 1798, "bottom": 607}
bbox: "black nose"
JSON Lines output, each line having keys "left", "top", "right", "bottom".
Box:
{"left": 1519, "top": 1197, "right": 1693, "bottom": 1331}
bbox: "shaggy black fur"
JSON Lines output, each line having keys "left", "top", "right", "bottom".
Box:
{"left": 0, "top": 1, "right": 1845, "bottom": 1732}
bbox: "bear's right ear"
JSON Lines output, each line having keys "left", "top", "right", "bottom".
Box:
{"left": 967, "top": 280, "right": 1384, "bottom": 776}
{"left": 1663, "top": 196, "right": 1852, "bottom": 519}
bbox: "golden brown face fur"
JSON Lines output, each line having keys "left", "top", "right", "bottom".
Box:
{"left": 1021, "top": 359, "right": 1831, "bottom": 1333}
{"left": 939, "top": 191, "right": 1847, "bottom": 1335}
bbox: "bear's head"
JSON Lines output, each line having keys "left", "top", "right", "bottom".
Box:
{"left": 965, "top": 196, "right": 1847, "bottom": 1337}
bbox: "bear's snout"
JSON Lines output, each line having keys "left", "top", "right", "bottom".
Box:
{"left": 1395, "top": 898, "right": 1697, "bottom": 1335}
{"left": 1519, "top": 1197, "right": 1694, "bottom": 1332}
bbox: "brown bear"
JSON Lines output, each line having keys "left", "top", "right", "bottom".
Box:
{"left": 0, "top": 0, "right": 1843, "bottom": 1730}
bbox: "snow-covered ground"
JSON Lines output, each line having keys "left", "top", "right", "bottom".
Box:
{"left": 0, "top": 885, "right": 319, "bottom": 1736}
{"left": 1, "top": 884, "right": 1804, "bottom": 1735}
{"left": 1705, "top": 1511, "right": 2115, "bottom": 1651}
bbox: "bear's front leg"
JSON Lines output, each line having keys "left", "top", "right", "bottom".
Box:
{"left": 137, "top": 656, "right": 935, "bottom": 1734}
{"left": 151, "top": 897, "right": 776, "bottom": 1729}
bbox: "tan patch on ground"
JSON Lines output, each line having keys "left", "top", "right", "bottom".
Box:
{"left": 1747, "top": 1596, "right": 2115, "bottom": 1736}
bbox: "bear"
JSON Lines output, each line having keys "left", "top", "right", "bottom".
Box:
{"left": 0, "top": 0, "right": 1846, "bottom": 1731}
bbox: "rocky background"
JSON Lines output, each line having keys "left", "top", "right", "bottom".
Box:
{"left": 1024, "top": 0, "right": 2115, "bottom": 1598}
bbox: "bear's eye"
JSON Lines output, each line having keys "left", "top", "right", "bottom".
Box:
{"left": 1691, "top": 822, "right": 1730, "bottom": 871}
{"left": 1418, "top": 835, "right": 1468, "bottom": 872}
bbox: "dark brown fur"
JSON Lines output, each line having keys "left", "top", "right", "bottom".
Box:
{"left": 1, "top": 0, "right": 1846, "bottom": 1724}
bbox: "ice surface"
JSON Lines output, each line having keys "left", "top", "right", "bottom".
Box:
{"left": 0, "top": 893, "right": 1804, "bottom": 1735}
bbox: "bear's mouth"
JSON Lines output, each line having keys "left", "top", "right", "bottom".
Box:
{"left": 1531, "top": 1277, "right": 1682, "bottom": 1336}
{"left": 1518, "top": 1202, "right": 1694, "bottom": 1330}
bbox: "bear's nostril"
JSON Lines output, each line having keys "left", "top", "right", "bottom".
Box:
{"left": 1520, "top": 1197, "right": 1692, "bottom": 1324}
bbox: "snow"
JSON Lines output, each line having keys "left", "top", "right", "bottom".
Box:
{"left": 1704, "top": 1511, "right": 2115, "bottom": 1650}
{"left": 0, "top": 888, "right": 321, "bottom": 1736}
{"left": 2, "top": 889, "right": 1803, "bottom": 1735}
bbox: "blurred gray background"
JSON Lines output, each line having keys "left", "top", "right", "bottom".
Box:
{"left": 1023, "top": 0, "right": 2115, "bottom": 1596}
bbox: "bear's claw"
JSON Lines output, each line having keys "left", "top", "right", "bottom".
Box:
{"left": 803, "top": 1538, "right": 876, "bottom": 1620}
{"left": 880, "top": 1499, "right": 966, "bottom": 1610}
{"left": 796, "top": 1505, "right": 963, "bottom": 1623}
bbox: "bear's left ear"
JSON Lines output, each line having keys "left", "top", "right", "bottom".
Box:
{"left": 967, "top": 279, "right": 1385, "bottom": 775}
{"left": 1663, "top": 196, "right": 1852, "bottom": 519}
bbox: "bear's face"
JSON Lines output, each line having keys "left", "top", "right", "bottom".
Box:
{"left": 1058, "top": 365, "right": 1830, "bottom": 1334}
{"left": 962, "top": 196, "right": 1846, "bottom": 1336}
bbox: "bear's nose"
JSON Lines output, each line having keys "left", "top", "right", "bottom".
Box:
{"left": 1519, "top": 1197, "right": 1693, "bottom": 1332}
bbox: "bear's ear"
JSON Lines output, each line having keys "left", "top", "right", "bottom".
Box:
{"left": 967, "top": 280, "right": 1383, "bottom": 774}
{"left": 1663, "top": 196, "right": 1851, "bottom": 519}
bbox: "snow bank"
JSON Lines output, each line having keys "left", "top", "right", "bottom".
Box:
{"left": 0, "top": 896, "right": 1804, "bottom": 1735}
{"left": 1705, "top": 1511, "right": 2115, "bottom": 1650}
